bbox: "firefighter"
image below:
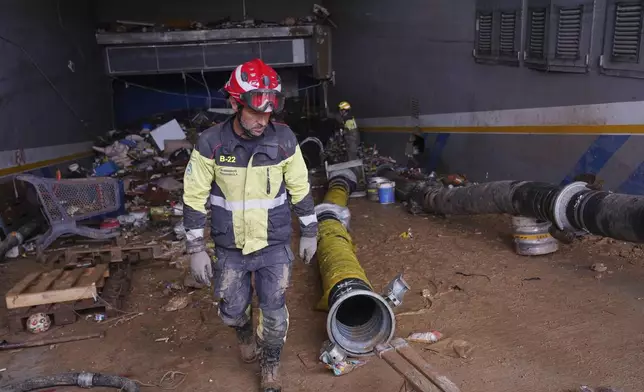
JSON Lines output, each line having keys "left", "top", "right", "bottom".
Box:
{"left": 183, "top": 58, "right": 318, "bottom": 392}
{"left": 338, "top": 100, "right": 361, "bottom": 160}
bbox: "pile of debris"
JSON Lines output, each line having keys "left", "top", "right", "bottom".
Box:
{"left": 96, "top": 4, "right": 337, "bottom": 33}
{"left": 0, "top": 109, "right": 232, "bottom": 266}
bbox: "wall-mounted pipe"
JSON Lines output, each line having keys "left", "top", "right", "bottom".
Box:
{"left": 377, "top": 167, "right": 644, "bottom": 243}
{"left": 315, "top": 169, "right": 402, "bottom": 357}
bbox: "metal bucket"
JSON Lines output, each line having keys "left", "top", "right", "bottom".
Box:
{"left": 512, "top": 216, "right": 559, "bottom": 256}
{"left": 378, "top": 181, "right": 396, "bottom": 204}
{"left": 367, "top": 177, "right": 388, "bottom": 202}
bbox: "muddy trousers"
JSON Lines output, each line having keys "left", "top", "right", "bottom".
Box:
{"left": 213, "top": 244, "right": 294, "bottom": 348}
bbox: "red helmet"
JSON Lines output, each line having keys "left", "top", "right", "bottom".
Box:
{"left": 224, "top": 59, "right": 284, "bottom": 113}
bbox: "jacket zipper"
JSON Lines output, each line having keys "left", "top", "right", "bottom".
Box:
{"left": 266, "top": 167, "right": 271, "bottom": 194}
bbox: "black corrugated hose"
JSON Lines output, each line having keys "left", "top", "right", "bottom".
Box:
{"left": 377, "top": 167, "right": 644, "bottom": 244}
{"left": 0, "top": 372, "right": 140, "bottom": 392}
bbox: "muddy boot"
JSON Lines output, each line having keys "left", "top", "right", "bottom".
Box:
{"left": 259, "top": 344, "right": 282, "bottom": 392}
{"left": 234, "top": 322, "right": 258, "bottom": 363}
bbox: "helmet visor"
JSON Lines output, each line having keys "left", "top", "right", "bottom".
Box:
{"left": 241, "top": 89, "right": 285, "bottom": 113}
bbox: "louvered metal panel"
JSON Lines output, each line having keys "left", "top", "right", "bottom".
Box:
{"left": 555, "top": 6, "right": 583, "bottom": 59}
{"left": 477, "top": 12, "right": 493, "bottom": 55}
{"left": 612, "top": 2, "right": 643, "bottom": 62}
{"left": 499, "top": 11, "right": 517, "bottom": 56}
{"left": 105, "top": 39, "right": 310, "bottom": 75}
{"left": 528, "top": 8, "right": 547, "bottom": 59}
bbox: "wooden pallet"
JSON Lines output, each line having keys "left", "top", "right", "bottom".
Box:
{"left": 375, "top": 338, "right": 461, "bottom": 392}
{"left": 7, "top": 298, "right": 103, "bottom": 333}
{"left": 6, "top": 263, "right": 133, "bottom": 332}
{"left": 5, "top": 265, "right": 110, "bottom": 310}
{"left": 60, "top": 243, "right": 162, "bottom": 264}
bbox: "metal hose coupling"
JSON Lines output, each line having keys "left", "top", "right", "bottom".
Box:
{"left": 316, "top": 166, "right": 410, "bottom": 360}
{"left": 324, "top": 273, "right": 410, "bottom": 358}
{"left": 315, "top": 202, "right": 410, "bottom": 358}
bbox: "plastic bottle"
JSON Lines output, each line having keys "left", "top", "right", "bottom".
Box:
{"left": 406, "top": 331, "right": 443, "bottom": 343}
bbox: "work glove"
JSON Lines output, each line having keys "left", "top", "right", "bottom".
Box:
{"left": 299, "top": 236, "right": 317, "bottom": 265}
{"left": 190, "top": 250, "right": 213, "bottom": 287}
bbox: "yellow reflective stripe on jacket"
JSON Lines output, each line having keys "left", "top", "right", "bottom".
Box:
{"left": 183, "top": 149, "right": 215, "bottom": 214}
{"left": 283, "top": 145, "right": 310, "bottom": 205}
{"left": 344, "top": 118, "right": 358, "bottom": 131}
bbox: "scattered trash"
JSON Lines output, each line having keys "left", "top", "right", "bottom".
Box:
{"left": 163, "top": 294, "right": 190, "bottom": 312}
{"left": 23, "top": 243, "right": 36, "bottom": 253}
{"left": 399, "top": 228, "right": 413, "bottom": 239}
{"left": 173, "top": 222, "right": 187, "bottom": 240}
{"left": 396, "top": 308, "right": 430, "bottom": 318}
{"left": 26, "top": 313, "right": 51, "bottom": 334}
{"left": 155, "top": 337, "right": 170, "bottom": 343}
{"left": 0, "top": 332, "right": 104, "bottom": 351}
{"left": 577, "top": 387, "right": 623, "bottom": 392}
{"left": 407, "top": 331, "right": 443, "bottom": 344}
{"left": 441, "top": 174, "right": 467, "bottom": 187}
{"left": 320, "top": 355, "right": 367, "bottom": 376}
{"left": 455, "top": 271, "right": 491, "bottom": 281}
{"left": 94, "top": 314, "right": 106, "bottom": 322}
{"left": 155, "top": 177, "right": 183, "bottom": 192}
{"left": 522, "top": 277, "right": 541, "bottom": 281}
{"left": 5, "top": 246, "right": 19, "bottom": 259}
{"left": 150, "top": 119, "right": 186, "bottom": 151}
{"left": 100, "top": 218, "right": 121, "bottom": 233}
{"left": 163, "top": 282, "right": 183, "bottom": 296}
{"left": 591, "top": 263, "right": 608, "bottom": 272}
{"left": 106, "top": 312, "right": 144, "bottom": 328}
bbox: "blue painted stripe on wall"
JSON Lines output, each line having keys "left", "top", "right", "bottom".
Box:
{"left": 428, "top": 133, "right": 450, "bottom": 172}
{"left": 618, "top": 161, "right": 644, "bottom": 195}
{"left": 560, "top": 135, "right": 630, "bottom": 185}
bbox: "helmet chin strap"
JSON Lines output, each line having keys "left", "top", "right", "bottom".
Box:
{"left": 236, "top": 108, "right": 262, "bottom": 139}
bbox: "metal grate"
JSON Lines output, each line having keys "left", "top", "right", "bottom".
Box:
{"left": 555, "top": 6, "right": 583, "bottom": 60}
{"left": 499, "top": 11, "right": 517, "bottom": 56}
{"left": 477, "top": 12, "right": 493, "bottom": 55}
{"left": 26, "top": 177, "right": 120, "bottom": 223}
{"left": 612, "top": 2, "right": 643, "bottom": 62}
{"left": 528, "top": 8, "right": 547, "bottom": 59}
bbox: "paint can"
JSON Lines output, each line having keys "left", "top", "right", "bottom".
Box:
{"left": 378, "top": 181, "right": 396, "bottom": 205}
{"left": 512, "top": 216, "right": 559, "bottom": 256}
{"left": 367, "top": 177, "right": 388, "bottom": 202}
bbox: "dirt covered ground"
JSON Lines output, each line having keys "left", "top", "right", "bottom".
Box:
{"left": 1, "top": 198, "right": 643, "bottom": 392}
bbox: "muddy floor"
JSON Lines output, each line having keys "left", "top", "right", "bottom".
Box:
{"left": 1, "top": 198, "right": 643, "bottom": 392}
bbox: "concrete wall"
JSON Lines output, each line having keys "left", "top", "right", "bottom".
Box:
{"left": 94, "top": 0, "right": 318, "bottom": 24}
{"left": 0, "top": 0, "right": 111, "bottom": 175}
{"left": 324, "top": 0, "right": 644, "bottom": 194}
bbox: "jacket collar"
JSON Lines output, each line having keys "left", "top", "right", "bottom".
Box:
{"left": 221, "top": 116, "right": 279, "bottom": 154}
